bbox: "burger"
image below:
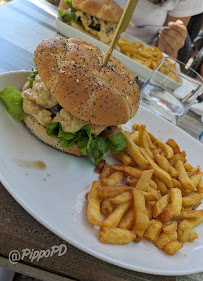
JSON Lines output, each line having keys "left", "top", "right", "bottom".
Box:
{"left": 58, "top": 0, "right": 123, "bottom": 44}
{"left": 0, "top": 37, "right": 140, "bottom": 164}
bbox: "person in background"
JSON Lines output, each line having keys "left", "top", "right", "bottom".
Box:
{"left": 187, "top": 13, "right": 203, "bottom": 42}
{"left": 116, "top": 0, "right": 203, "bottom": 60}
{"left": 178, "top": 12, "right": 203, "bottom": 63}
{"left": 59, "top": 0, "right": 203, "bottom": 60}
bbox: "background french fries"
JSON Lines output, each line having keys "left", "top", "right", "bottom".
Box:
{"left": 87, "top": 122, "right": 203, "bottom": 256}
{"left": 118, "top": 38, "right": 179, "bottom": 82}
{"left": 119, "top": 38, "right": 163, "bottom": 71}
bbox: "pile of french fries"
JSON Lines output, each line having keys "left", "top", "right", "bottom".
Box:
{"left": 119, "top": 38, "right": 179, "bottom": 82}
{"left": 87, "top": 122, "right": 203, "bottom": 255}
{"left": 119, "top": 38, "right": 163, "bottom": 70}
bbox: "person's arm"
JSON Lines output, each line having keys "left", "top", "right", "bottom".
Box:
{"left": 157, "top": 15, "right": 191, "bottom": 59}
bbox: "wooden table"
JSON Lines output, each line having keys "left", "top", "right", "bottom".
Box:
{"left": 0, "top": 1, "right": 203, "bottom": 280}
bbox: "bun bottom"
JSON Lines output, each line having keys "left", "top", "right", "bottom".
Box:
{"left": 23, "top": 115, "right": 84, "bottom": 157}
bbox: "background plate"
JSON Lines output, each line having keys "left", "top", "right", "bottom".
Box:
{"left": 0, "top": 71, "right": 203, "bottom": 276}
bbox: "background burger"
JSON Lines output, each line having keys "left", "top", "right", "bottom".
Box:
{"left": 0, "top": 37, "right": 140, "bottom": 164}
{"left": 58, "top": 0, "right": 123, "bottom": 44}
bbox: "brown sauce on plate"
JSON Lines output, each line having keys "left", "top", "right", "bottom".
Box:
{"left": 13, "top": 159, "right": 47, "bottom": 170}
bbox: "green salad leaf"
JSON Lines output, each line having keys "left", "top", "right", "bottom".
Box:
{"left": 107, "top": 132, "right": 127, "bottom": 153}
{"left": 58, "top": 7, "right": 76, "bottom": 23}
{"left": 46, "top": 123, "right": 126, "bottom": 165}
{"left": 58, "top": 7, "right": 67, "bottom": 17}
{"left": 58, "top": 0, "right": 84, "bottom": 28}
{"left": 0, "top": 87, "right": 26, "bottom": 120}
{"left": 27, "top": 68, "right": 38, "bottom": 88}
{"left": 64, "top": 0, "right": 75, "bottom": 10}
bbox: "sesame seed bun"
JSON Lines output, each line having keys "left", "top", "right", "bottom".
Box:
{"left": 72, "top": 0, "right": 123, "bottom": 23}
{"left": 34, "top": 37, "right": 140, "bottom": 127}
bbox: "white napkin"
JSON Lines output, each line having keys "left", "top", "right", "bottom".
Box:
{"left": 190, "top": 102, "right": 203, "bottom": 122}
{"left": 173, "top": 81, "right": 195, "bottom": 99}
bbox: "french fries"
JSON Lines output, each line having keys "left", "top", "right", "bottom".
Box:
{"left": 86, "top": 122, "right": 203, "bottom": 255}
{"left": 119, "top": 207, "right": 135, "bottom": 230}
{"left": 182, "top": 194, "right": 202, "bottom": 208}
{"left": 97, "top": 185, "right": 133, "bottom": 199}
{"left": 176, "top": 160, "right": 195, "bottom": 191}
{"left": 99, "top": 228, "right": 135, "bottom": 244}
{"left": 118, "top": 38, "right": 179, "bottom": 82}
{"left": 163, "top": 241, "right": 183, "bottom": 255}
{"left": 153, "top": 194, "right": 171, "bottom": 218}
{"left": 125, "top": 135, "right": 149, "bottom": 168}
{"left": 87, "top": 181, "right": 102, "bottom": 226}
{"left": 101, "top": 171, "right": 123, "bottom": 186}
{"left": 119, "top": 38, "right": 163, "bottom": 71}
{"left": 155, "top": 232, "right": 177, "bottom": 250}
{"left": 132, "top": 189, "right": 149, "bottom": 238}
{"left": 110, "top": 164, "right": 142, "bottom": 178}
{"left": 162, "top": 221, "right": 177, "bottom": 234}
{"left": 144, "top": 219, "right": 162, "bottom": 242}
{"left": 139, "top": 147, "right": 173, "bottom": 189}
{"left": 109, "top": 191, "right": 132, "bottom": 205}
{"left": 102, "top": 201, "right": 131, "bottom": 229}
{"left": 171, "top": 188, "right": 182, "bottom": 215}
{"left": 135, "top": 169, "right": 154, "bottom": 191}
{"left": 153, "top": 151, "right": 170, "bottom": 173}
{"left": 100, "top": 199, "right": 113, "bottom": 217}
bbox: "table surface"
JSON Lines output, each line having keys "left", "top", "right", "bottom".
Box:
{"left": 0, "top": 1, "right": 203, "bottom": 280}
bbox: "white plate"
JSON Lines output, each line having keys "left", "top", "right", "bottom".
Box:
{"left": 1, "top": 71, "right": 203, "bottom": 276}
{"left": 56, "top": 16, "right": 181, "bottom": 90}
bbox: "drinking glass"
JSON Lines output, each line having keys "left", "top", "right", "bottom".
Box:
{"left": 141, "top": 57, "right": 203, "bottom": 124}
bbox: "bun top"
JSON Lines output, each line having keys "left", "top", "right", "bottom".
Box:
{"left": 34, "top": 37, "right": 140, "bottom": 126}
{"left": 72, "top": 0, "right": 123, "bottom": 23}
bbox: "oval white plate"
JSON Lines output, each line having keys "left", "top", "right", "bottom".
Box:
{"left": 0, "top": 71, "right": 203, "bottom": 276}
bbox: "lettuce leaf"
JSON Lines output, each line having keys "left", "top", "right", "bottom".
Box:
{"left": 27, "top": 68, "right": 38, "bottom": 88}
{"left": 0, "top": 87, "right": 26, "bottom": 120}
{"left": 46, "top": 123, "right": 126, "bottom": 165}
{"left": 58, "top": 0, "right": 84, "bottom": 28}
{"left": 106, "top": 132, "right": 127, "bottom": 153}
{"left": 58, "top": 7, "right": 76, "bottom": 23}
{"left": 0, "top": 83, "right": 126, "bottom": 165}
{"left": 64, "top": 0, "right": 75, "bottom": 10}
